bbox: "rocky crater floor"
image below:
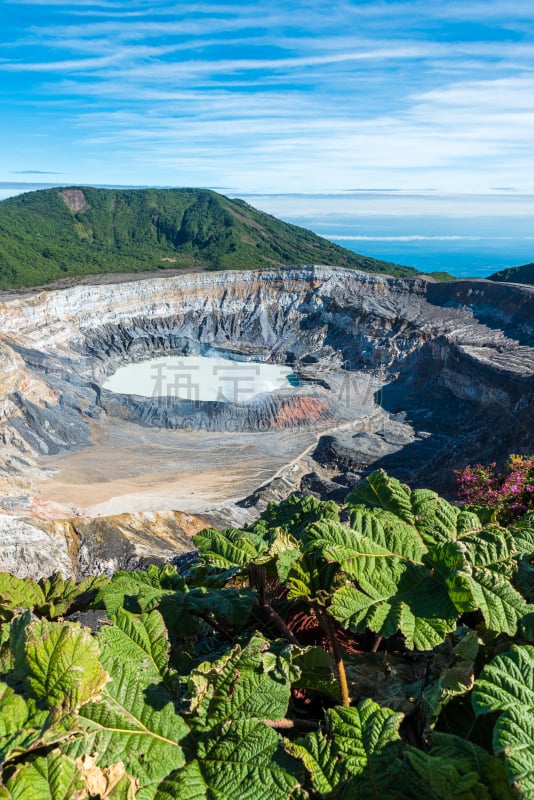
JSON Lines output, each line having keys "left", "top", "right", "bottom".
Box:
{"left": 0, "top": 265, "right": 532, "bottom": 577}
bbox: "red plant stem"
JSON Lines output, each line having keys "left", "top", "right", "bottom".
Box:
{"left": 262, "top": 601, "right": 300, "bottom": 646}
{"left": 371, "top": 635, "right": 383, "bottom": 653}
{"left": 192, "top": 611, "right": 233, "bottom": 642}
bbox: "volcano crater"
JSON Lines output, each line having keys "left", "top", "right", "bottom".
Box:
{"left": 0, "top": 266, "right": 532, "bottom": 576}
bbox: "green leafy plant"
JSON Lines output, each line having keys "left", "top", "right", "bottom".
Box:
{"left": 0, "top": 469, "right": 533, "bottom": 798}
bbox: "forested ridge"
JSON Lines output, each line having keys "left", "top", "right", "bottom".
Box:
{"left": 0, "top": 187, "right": 423, "bottom": 289}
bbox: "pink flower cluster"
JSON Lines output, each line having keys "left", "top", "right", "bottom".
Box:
{"left": 455, "top": 454, "right": 534, "bottom": 524}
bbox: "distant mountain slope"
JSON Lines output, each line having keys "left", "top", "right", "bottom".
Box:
{"left": 489, "top": 262, "right": 534, "bottom": 286}
{"left": 0, "top": 186, "right": 420, "bottom": 289}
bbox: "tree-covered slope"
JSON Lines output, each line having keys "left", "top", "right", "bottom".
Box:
{"left": 0, "top": 187, "right": 420, "bottom": 289}
{"left": 490, "top": 262, "right": 534, "bottom": 286}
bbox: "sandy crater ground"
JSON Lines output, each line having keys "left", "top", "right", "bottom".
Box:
{"left": 34, "top": 416, "right": 330, "bottom": 517}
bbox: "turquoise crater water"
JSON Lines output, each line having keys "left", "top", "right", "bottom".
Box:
{"left": 102, "top": 355, "right": 296, "bottom": 403}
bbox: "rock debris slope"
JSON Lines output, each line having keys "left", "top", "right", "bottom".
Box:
{"left": 0, "top": 266, "right": 532, "bottom": 577}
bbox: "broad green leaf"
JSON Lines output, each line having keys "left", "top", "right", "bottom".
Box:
{"left": 292, "top": 646, "right": 339, "bottom": 701}
{"left": 493, "top": 708, "right": 534, "bottom": 799}
{"left": 256, "top": 529, "right": 301, "bottom": 582}
{"left": 68, "top": 651, "right": 187, "bottom": 800}
{"left": 98, "top": 609, "right": 169, "bottom": 685}
{"left": 456, "top": 510, "right": 484, "bottom": 536}
{"left": 422, "top": 630, "right": 479, "bottom": 724}
{"left": 473, "top": 645, "right": 534, "bottom": 798}
{"left": 425, "top": 540, "right": 474, "bottom": 612}
{"left": 410, "top": 489, "right": 459, "bottom": 546}
{"left": 193, "top": 528, "right": 268, "bottom": 570}
{"left": 0, "top": 682, "right": 28, "bottom": 743}
{"left": 24, "top": 620, "right": 108, "bottom": 712}
{"left": 256, "top": 493, "right": 340, "bottom": 539}
{"left": 4, "top": 750, "right": 83, "bottom": 800}
{"left": 157, "top": 721, "right": 302, "bottom": 800}
{"left": 100, "top": 564, "right": 185, "bottom": 614}
{"left": 511, "top": 515, "right": 534, "bottom": 558}
{"left": 285, "top": 553, "right": 338, "bottom": 603}
{"left": 286, "top": 699, "right": 402, "bottom": 796}
{"left": 36, "top": 573, "right": 108, "bottom": 619}
{"left": 184, "top": 587, "right": 257, "bottom": 626}
{"left": 463, "top": 527, "right": 516, "bottom": 577}
{"left": 187, "top": 635, "right": 294, "bottom": 730}
{"left": 519, "top": 610, "right": 534, "bottom": 641}
{"left": 155, "top": 760, "right": 206, "bottom": 800}
{"left": 429, "top": 733, "right": 514, "bottom": 800}
{"left": 0, "top": 663, "right": 69, "bottom": 765}
{"left": 511, "top": 519, "right": 534, "bottom": 602}
{"left": 467, "top": 567, "right": 529, "bottom": 636}
{"left": 472, "top": 645, "right": 534, "bottom": 715}
{"left": 306, "top": 517, "right": 426, "bottom": 573}
{"left": 428, "top": 527, "right": 530, "bottom": 635}
{"left": 405, "top": 748, "right": 497, "bottom": 799}
{"left": 0, "top": 574, "right": 45, "bottom": 621}
{"left": 330, "top": 562, "right": 458, "bottom": 650}
{"left": 347, "top": 470, "right": 414, "bottom": 525}
{"left": 0, "top": 682, "right": 32, "bottom": 764}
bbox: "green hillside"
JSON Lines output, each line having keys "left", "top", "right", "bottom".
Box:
{"left": 0, "top": 186, "right": 421, "bottom": 289}
{"left": 490, "top": 262, "right": 534, "bottom": 286}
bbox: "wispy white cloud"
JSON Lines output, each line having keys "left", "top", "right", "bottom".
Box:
{"left": 1, "top": 0, "right": 534, "bottom": 194}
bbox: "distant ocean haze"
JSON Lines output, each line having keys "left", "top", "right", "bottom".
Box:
{"left": 243, "top": 192, "right": 534, "bottom": 278}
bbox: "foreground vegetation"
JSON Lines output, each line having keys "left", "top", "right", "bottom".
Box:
{"left": 0, "top": 187, "right": 435, "bottom": 289}
{"left": 1, "top": 468, "right": 534, "bottom": 798}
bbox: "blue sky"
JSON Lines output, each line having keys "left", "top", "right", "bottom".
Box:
{"left": 2, "top": 0, "right": 534, "bottom": 195}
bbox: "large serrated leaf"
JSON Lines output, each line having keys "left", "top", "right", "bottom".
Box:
{"left": 184, "top": 587, "right": 257, "bottom": 626}
{"left": 432, "top": 527, "right": 530, "bottom": 635}
{"left": 154, "top": 760, "right": 206, "bottom": 800}
{"left": 156, "top": 721, "right": 302, "bottom": 800}
{"left": 472, "top": 645, "right": 534, "bottom": 714}
{"left": 187, "top": 635, "right": 293, "bottom": 730}
{"left": 286, "top": 699, "right": 402, "bottom": 796}
{"left": 473, "top": 645, "right": 534, "bottom": 798}
{"left": 36, "top": 573, "right": 108, "bottom": 619}
{"left": 193, "top": 528, "right": 267, "bottom": 570}
{"left": 410, "top": 489, "right": 459, "bottom": 546}
{"left": 100, "top": 565, "right": 185, "bottom": 615}
{"left": 347, "top": 470, "right": 414, "bottom": 524}
{"left": 405, "top": 747, "right": 493, "bottom": 799}
{"left": 285, "top": 553, "right": 338, "bottom": 602}
{"left": 24, "top": 620, "right": 108, "bottom": 712}
{"left": 330, "top": 562, "right": 458, "bottom": 650}
{"left": 0, "top": 574, "right": 45, "bottom": 621}
{"left": 467, "top": 567, "right": 529, "bottom": 635}
{"left": 256, "top": 493, "right": 340, "bottom": 540}
{"left": 0, "top": 681, "right": 73, "bottom": 767}
{"left": 306, "top": 517, "right": 426, "bottom": 573}
{"left": 68, "top": 651, "right": 186, "bottom": 800}
{"left": 4, "top": 750, "right": 83, "bottom": 800}
{"left": 429, "top": 733, "right": 514, "bottom": 799}
{"left": 98, "top": 609, "right": 169, "bottom": 685}
{"left": 493, "top": 708, "right": 534, "bottom": 799}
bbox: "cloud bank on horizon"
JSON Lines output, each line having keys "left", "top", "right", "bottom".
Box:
{"left": 1, "top": 0, "right": 534, "bottom": 194}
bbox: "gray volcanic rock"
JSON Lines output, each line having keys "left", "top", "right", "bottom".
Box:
{"left": 0, "top": 265, "right": 532, "bottom": 576}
